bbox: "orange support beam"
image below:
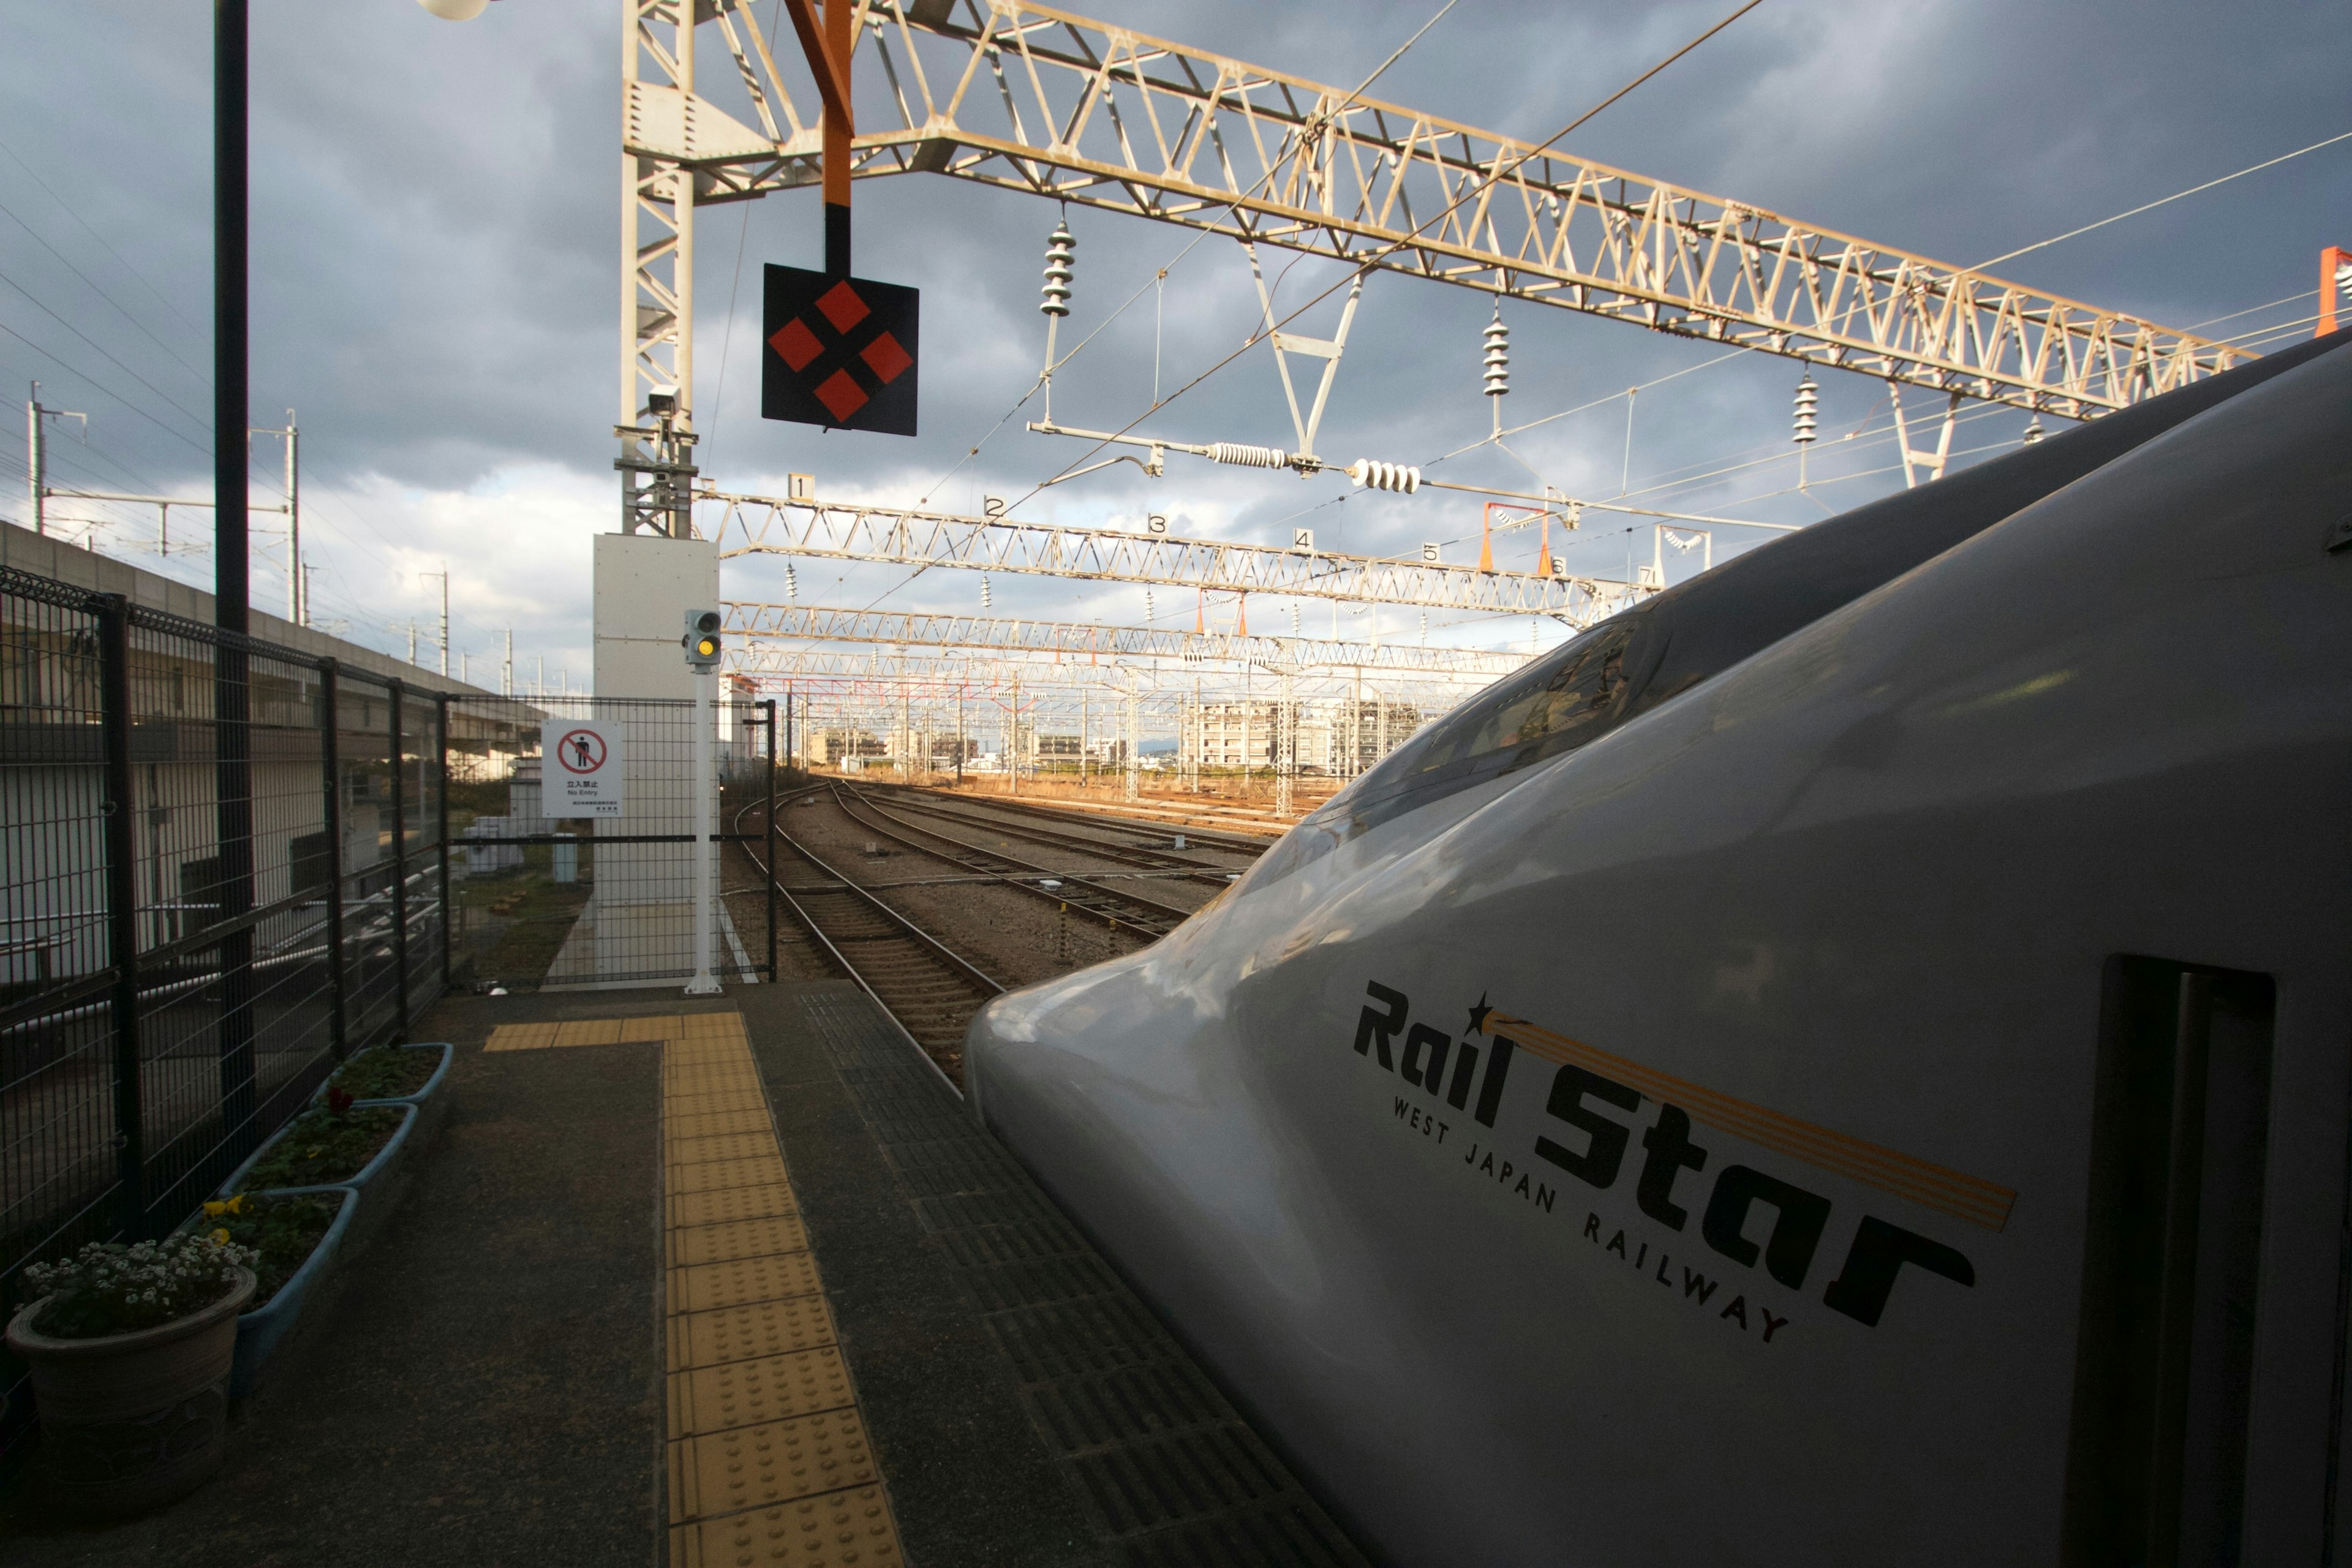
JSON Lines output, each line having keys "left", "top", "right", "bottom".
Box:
{"left": 2323, "top": 247, "right": 2350, "bottom": 337}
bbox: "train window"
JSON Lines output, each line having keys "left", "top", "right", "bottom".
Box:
{"left": 1234, "top": 615, "right": 1662, "bottom": 894}
{"left": 2063, "top": 957, "right": 2274, "bottom": 1568}
{"left": 1409, "top": 624, "right": 1637, "bottom": 778}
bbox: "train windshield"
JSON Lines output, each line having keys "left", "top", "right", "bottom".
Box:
{"left": 1239, "top": 614, "right": 1660, "bottom": 892}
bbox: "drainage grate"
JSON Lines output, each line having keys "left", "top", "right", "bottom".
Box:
{"left": 796, "top": 989, "right": 1371, "bottom": 1567}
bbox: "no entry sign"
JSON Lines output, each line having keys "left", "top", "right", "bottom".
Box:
{"left": 543, "top": 720, "right": 624, "bottom": 819}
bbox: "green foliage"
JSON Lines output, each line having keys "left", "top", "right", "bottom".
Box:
{"left": 326, "top": 1044, "right": 437, "bottom": 1101}
{"left": 241, "top": 1106, "right": 404, "bottom": 1189}
{"left": 201, "top": 1193, "right": 341, "bottom": 1309}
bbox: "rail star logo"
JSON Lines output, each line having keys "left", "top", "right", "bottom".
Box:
{"left": 1350, "top": 980, "right": 2005, "bottom": 1336}
{"left": 761, "top": 264, "right": 920, "bottom": 435}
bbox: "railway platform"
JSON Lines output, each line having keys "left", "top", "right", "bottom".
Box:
{"left": 1, "top": 981, "right": 1366, "bottom": 1568}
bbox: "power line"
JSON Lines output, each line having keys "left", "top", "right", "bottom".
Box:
{"left": 0, "top": 320, "right": 212, "bottom": 456}
{"left": 0, "top": 194, "right": 213, "bottom": 393}
{"left": 0, "top": 129, "right": 211, "bottom": 350}
{"left": 1976, "top": 129, "right": 2352, "bottom": 270}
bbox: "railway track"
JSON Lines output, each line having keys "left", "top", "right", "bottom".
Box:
{"left": 874, "top": 785, "right": 1270, "bottom": 882}
{"left": 832, "top": 783, "right": 1200, "bottom": 940}
{"left": 888, "top": 781, "right": 1294, "bottom": 848}
{"left": 733, "top": 797, "right": 1002, "bottom": 1084}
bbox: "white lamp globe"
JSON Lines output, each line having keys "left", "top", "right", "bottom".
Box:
{"left": 418, "top": 0, "right": 489, "bottom": 19}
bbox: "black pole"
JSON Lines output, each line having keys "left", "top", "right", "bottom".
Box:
{"left": 390, "top": 679, "right": 409, "bottom": 1039}
{"left": 764, "top": 698, "right": 777, "bottom": 980}
{"left": 211, "top": 0, "right": 257, "bottom": 1154}
{"left": 98, "top": 596, "right": 147, "bottom": 1239}
{"left": 320, "top": 658, "right": 348, "bottom": 1060}
{"left": 215, "top": 0, "right": 247, "bottom": 636}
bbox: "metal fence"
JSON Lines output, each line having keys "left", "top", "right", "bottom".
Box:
{"left": 0, "top": 562, "right": 783, "bottom": 1471}
{"left": 448, "top": 694, "right": 775, "bottom": 990}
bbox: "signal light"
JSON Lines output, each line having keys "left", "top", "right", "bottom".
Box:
{"left": 682, "top": 608, "right": 723, "bottom": 673}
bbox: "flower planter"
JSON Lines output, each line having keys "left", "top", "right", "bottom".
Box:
{"left": 317, "top": 1042, "right": 454, "bottom": 1150}
{"left": 178, "top": 1187, "right": 360, "bottom": 1404}
{"left": 5, "top": 1267, "right": 257, "bottom": 1518}
{"left": 219, "top": 1102, "right": 418, "bottom": 1258}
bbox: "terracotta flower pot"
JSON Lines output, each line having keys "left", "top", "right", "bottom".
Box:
{"left": 4, "top": 1266, "right": 257, "bottom": 1518}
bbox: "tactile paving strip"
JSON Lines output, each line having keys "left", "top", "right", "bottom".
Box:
{"left": 668, "top": 1487, "right": 901, "bottom": 1568}
{"left": 667, "top": 1408, "right": 880, "bottom": 1520}
{"left": 668, "top": 1297, "right": 839, "bottom": 1371}
{"left": 670, "top": 1348, "right": 856, "bottom": 1436}
{"left": 658, "top": 1009, "right": 904, "bottom": 1565}
{"left": 667, "top": 1215, "right": 808, "bottom": 1268}
{"left": 670, "top": 1251, "right": 825, "bottom": 1313}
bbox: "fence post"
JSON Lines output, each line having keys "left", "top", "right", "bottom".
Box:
{"left": 319, "top": 658, "right": 348, "bottom": 1058}
{"left": 389, "top": 677, "right": 409, "bottom": 1038}
{"left": 764, "top": 698, "right": 777, "bottom": 979}
{"left": 437, "top": 694, "right": 452, "bottom": 990}
{"left": 97, "top": 595, "right": 146, "bottom": 1238}
{"left": 214, "top": 630, "right": 257, "bottom": 1155}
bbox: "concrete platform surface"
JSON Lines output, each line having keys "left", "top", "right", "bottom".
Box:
{"left": 1, "top": 981, "right": 1368, "bottom": 1568}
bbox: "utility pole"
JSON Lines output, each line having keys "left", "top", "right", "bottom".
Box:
{"left": 25, "top": 383, "right": 86, "bottom": 537}
{"left": 503, "top": 628, "right": 513, "bottom": 696}
{"left": 249, "top": 413, "right": 299, "bottom": 622}
{"left": 434, "top": 567, "right": 450, "bottom": 677}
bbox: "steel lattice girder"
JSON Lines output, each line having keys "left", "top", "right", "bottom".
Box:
{"left": 632, "top": 0, "right": 2245, "bottom": 419}
{"left": 723, "top": 600, "right": 1533, "bottom": 675}
{"left": 710, "top": 492, "right": 1637, "bottom": 618}
{"left": 726, "top": 646, "right": 1482, "bottom": 707}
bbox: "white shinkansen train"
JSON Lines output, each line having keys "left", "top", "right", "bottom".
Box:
{"left": 967, "top": 330, "right": 2352, "bottom": 1566}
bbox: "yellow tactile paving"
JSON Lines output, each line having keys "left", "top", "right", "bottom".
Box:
{"left": 669, "top": 1252, "right": 824, "bottom": 1314}
{"left": 665, "top": 1090, "right": 769, "bottom": 1115}
{"left": 669, "top": 1348, "right": 855, "bottom": 1436}
{"left": 668, "top": 1184, "right": 797, "bottom": 1229}
{"left": 667, "top": 1214, "right": 807, "bottom": 1268}
{"left": 668, "top": 1409, "right": 881, "bottom": 1521}
{"left": 669, "top": 1109, "right": 777, "bottom": 1140}
{"left": 671, "top": 1131, "right": 788, "bottom": 1166}
{"left": 484, "top": 1021, "right": 560, "bottom": 1052}
{"left": 666, "top": 1074, "right": 767, "bottom": 1101}
{"left": 668, "top": 1295, "right": 839, "bottom": 1371}
{"left": 672, "top": 1155, "right": 792, "bottom": 1197}
{"left": 655, "top": 1007, "right": 903, "bottom": 1565}
{"left": 668, "top": 1487, "right": 900, "bottom": 1568}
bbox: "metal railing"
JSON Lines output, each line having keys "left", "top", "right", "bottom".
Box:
{"left": 0, "top": 562, "right": 524, "bottom": 1470}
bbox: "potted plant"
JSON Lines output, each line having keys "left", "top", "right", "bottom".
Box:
{"left": 317, "top": 1041, "right": 454, "bottom": 1147}
{"left": 5, "top": 1234, "right": 257, "bottom": 1517}
{"left": 184, "top": 1188, "right": 359, "bottom": 1402}
{"left": 219, "top": 1090, "right": 417, "bottom": 1254}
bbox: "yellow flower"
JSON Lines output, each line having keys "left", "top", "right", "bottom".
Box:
{"left": 227, "top": 1194, "right": 248, "bottom": 1213}
{"left": 202, "top": 1200, "right": 228, "bottom": 1218}
{"left": 209, "top": 1227, "right": 231, "bottom": 1245}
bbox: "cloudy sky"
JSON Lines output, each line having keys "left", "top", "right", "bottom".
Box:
{"left": 2, "top": 0, "right": 2344, "bottom": 693}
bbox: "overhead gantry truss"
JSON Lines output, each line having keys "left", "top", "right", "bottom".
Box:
{"left": 709, "top": 491, "right": 1637, "bottom": 619}
{"left": 728, "top": 643, "right": 1475, "bottom": 703}
{"left": 723, "top": 600, "right": 1531, "bottom": 676}
{"left": 629, "top": 0, "right": 2244, "bottom": 423}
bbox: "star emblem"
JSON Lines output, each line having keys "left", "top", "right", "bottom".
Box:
{"left": 1465, "top": 993, "right": 1492, "bottom": 1036}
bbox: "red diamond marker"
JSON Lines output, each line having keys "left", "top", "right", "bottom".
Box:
{"left": 769, "top": 317, "right": 823, "bottom": 372}
{"left": 816, "top": 280, "right": 869, "bottom": 334}
{"left": 813, "top": 369, "right": 869, "bottom": 422}
{"left": 859, "top": 331, "right": 913, "bottom": 386}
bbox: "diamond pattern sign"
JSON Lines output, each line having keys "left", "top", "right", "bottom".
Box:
{"left": 761, "top": 265, "right": 919, "bottom": 436}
